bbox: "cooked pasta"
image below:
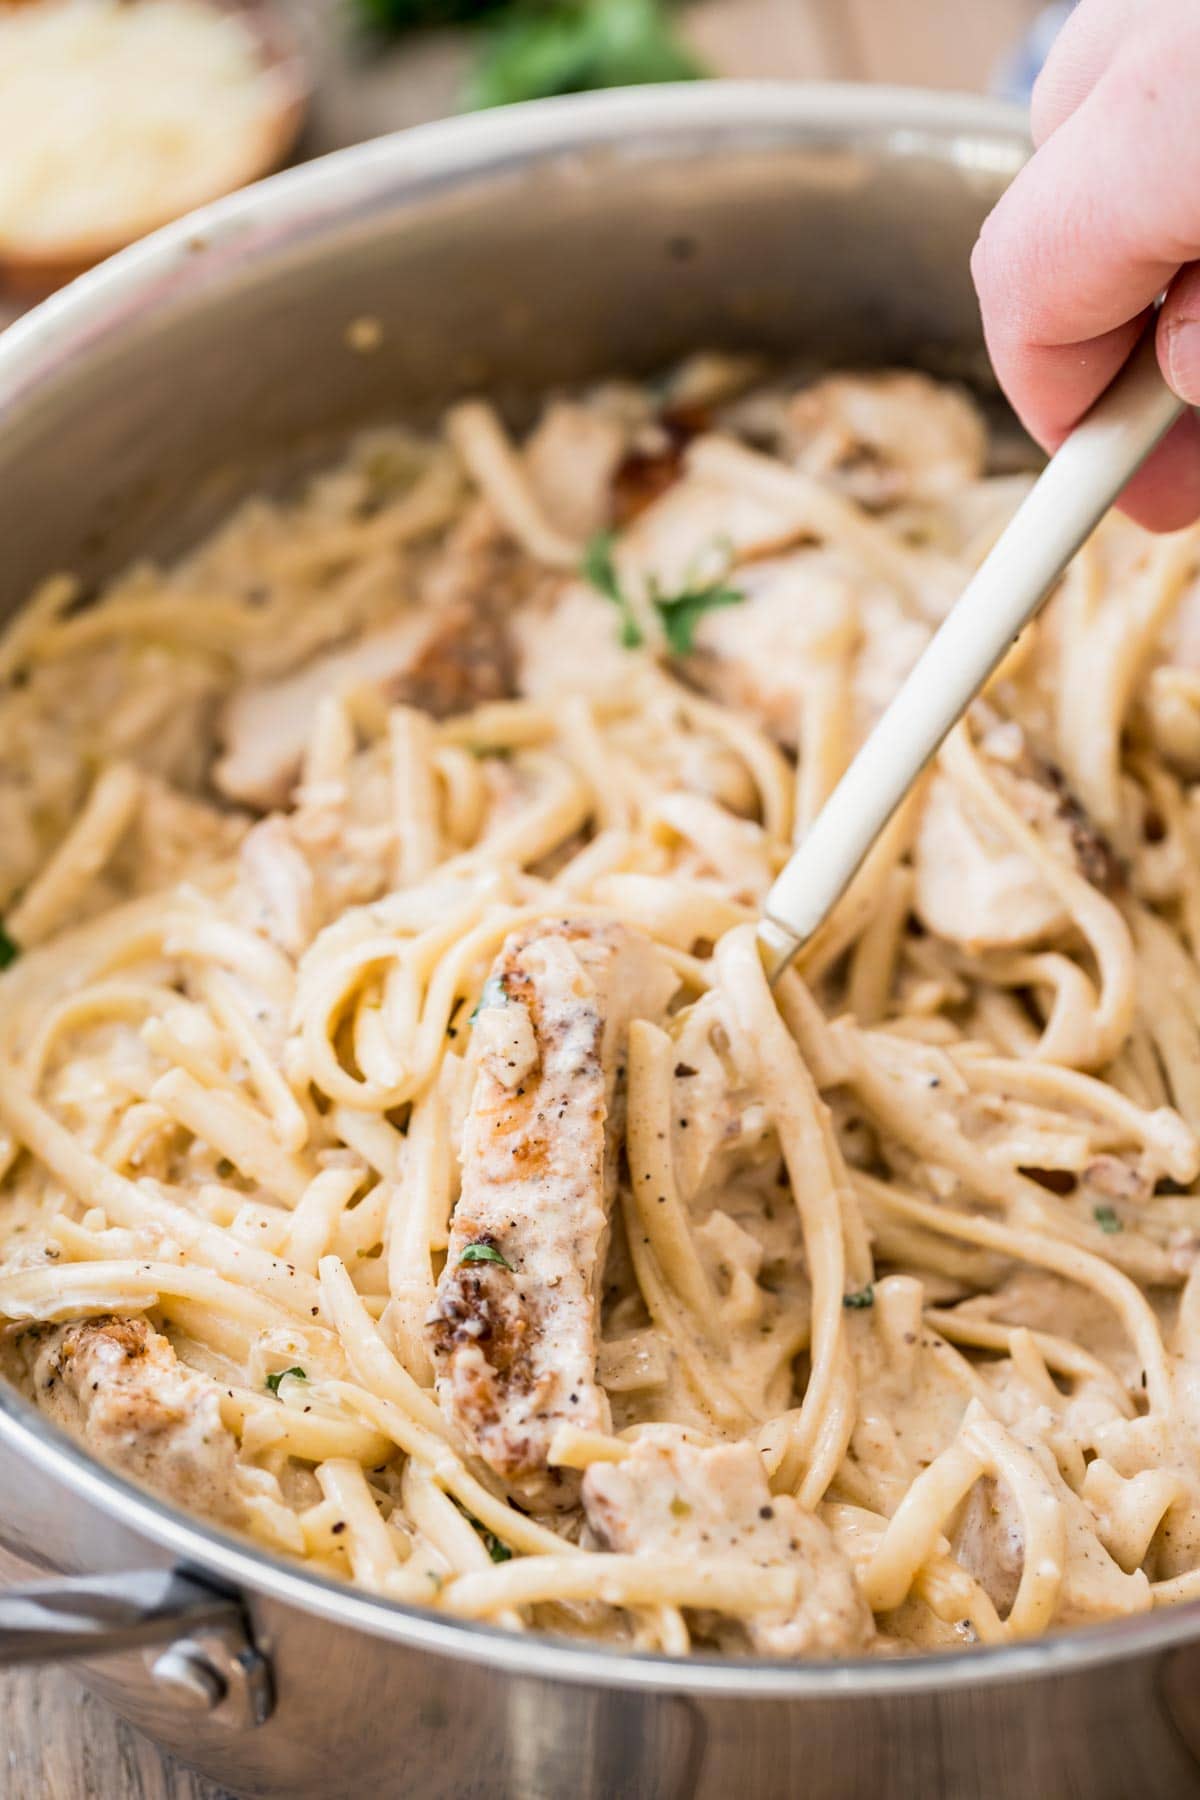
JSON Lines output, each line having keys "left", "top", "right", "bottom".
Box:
{"left": 4, "top": 356, "right": 1200, "bottom": 1658}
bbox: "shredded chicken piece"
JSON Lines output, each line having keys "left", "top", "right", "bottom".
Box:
{"left": 951, "top": 1475, "right": 1023, "bottom": 1616}
{"left": 913, "top": 771, "right": 1069, "bottom": 950}
{"left": 217, "top": 512, "right": 523, "bottom": 809}
{"left": 513, "top": 580, "right": 636, "bottom": 702}
{"left": 914, "top": 727, "right": 1121, "bottom": 951}
{"left": 427, "top": 919, "right": 676, "bottom": 1505}
{"left": 583, "top": 1430, "right": 875, "bottom": 1656}
{"left": 236, "top": 817, "right": 316, "bottom": 957}
{"left": 524, "top": 401, "right": 626, "bottom": 541}
{"left": 687, "top": 552, "right": 861, "bottom": 752}
{"left": 10, "top": 1316, "right": 244, "bottom": 1525}
{"left": 787, "top": 371, "right": 987, "bottom": 509}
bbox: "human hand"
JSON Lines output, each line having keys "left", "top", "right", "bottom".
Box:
{"left": 972, "top": 0, "right": 1200, "bottom": 530}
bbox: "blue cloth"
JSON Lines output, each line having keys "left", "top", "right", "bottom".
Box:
{"left": 993, "top": 2, "right": 1074, "bottom": 101}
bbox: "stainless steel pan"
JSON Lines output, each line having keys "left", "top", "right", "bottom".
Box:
{"left": 2, "top": 83, "right": 1199, "bottom": 1799}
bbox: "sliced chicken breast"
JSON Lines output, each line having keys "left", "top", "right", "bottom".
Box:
{"left": 427, "top": 919, "right": 676, "bottom": 1506}
{"left": 583, "top": 1430, "right": 875, "bottom": 1656}
{"left": 523, "top": 400, "right": 626, "bottom": 541}
{"left": 13, "top": 1315, "right": 244, "bottom": 1526}
{"left": 216, "top": 511, "right": 524, "bottom": 809}
{"left": 685, "top": 549, "right": 932, "bottom": 757}
{"left": 216, "top": 604, "right": 509, "bottom": 810}
{"left": 914, "top": 731, "right": 1122, "bottom": 952}
{"left": 787, "top": 371, "right": 987, "bottom": 509}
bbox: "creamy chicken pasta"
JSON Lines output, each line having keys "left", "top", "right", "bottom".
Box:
{"left": 5, "top": 356, "right": 1200, "bottom": 1659}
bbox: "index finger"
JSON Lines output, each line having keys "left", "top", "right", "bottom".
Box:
{"left": 972, "top": 17, "right": 1200, "bottom": 527}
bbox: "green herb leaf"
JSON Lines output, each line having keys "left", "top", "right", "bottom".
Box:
{"left": 451, "top": 1496, "right": 516, "bottom": 1561}
{"left": 469, "top": 972, "right": 509, "bottom": 1025}
{"left": 668, "top": 1495, "right": 692, "bottom": 1518}
{"left": 842, "top": 1285, "right": 875, "bottom": 1310}
{"left": 1093, "top": 1205, "right": 1124, "bottom": 1234}
{"left": 583, "top": 530, "right": 643, "bottom": 649}
{"left": 215, "top": 1157, "right": 236, "bottom": 1179}
{"left": 354, "top": 0, "right": 507, "bottom": 35}
{"left": 465, "top": 0, "right": 704, "bottom": 111}
{"left": 0, "top": 921, "right": 20, "bottom": 970}
{"left": 460, "top": 1241, "right": 514, "bottom": 1270}
{"left": 266, "top": 1366, "right": 306, "bottom": 1394}
{"left": 584, "top": 530, "right": 744, "bottom": 655}
{"left": 653, "top": 579, "right": 744, "bottom": 655}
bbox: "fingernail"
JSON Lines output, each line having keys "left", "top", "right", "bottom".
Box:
{"left": 1166, "top": 318, "right": 1200, "bottom": 407}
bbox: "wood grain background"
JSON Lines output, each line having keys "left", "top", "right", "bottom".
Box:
{"left": 0, "top": 0, "right": 1038, "bottom": 1790}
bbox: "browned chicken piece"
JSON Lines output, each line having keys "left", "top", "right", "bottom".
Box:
{"left": 236, "top": 816, "right": 317, "bottom": 958}
{"left": 615, "top": 458, "right": 805, "bottom": 601}
{"left": 215, "top": 606, "right": 509, "bottom": 810}
{"left": 913, "top": 727, "right": 1122, "bottom": 952}
{"left": 512, "top": 580, "right": 640, "bottom": 702}
{"left": 950, "top": 1474, "right": 1024, "bottom": 1617}
{"left": 117, "top": 774, "right": 247, "bottom": 897}
{"left": 583, "top": 1431, "right": 875, "bottom": 1656}
{"left": 787, "top": 371, "right": 987, "bottom": 509}
{"left": 523, "top": 400, "right": 627, "bottom": 541}
{"left": 12, "top": 1316, "right": 245, "bottom": 1527}
{"left": 216, "top": 510, "right": 521, "bottom": 809}
{"left": 686, "top": 550, "right": 928, "bottom": 754}
{"left": 913, "top": 771, "right": 1070, "bottom": 951}
{"left": 427, "top": 920, "right": 677, "bottom": 1507}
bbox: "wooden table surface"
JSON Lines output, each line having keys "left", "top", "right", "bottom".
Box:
{"left": 0, "top": 0, "right": 1039, "bottom": 1791}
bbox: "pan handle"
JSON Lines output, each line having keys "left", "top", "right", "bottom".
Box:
{"left": 0, "top": 1567, "right": 273, "bottom": 1725}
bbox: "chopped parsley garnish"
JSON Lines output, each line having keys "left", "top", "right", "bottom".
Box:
{"left": 584, "top": 531, "right": 643, "bottom": 648}
{"left": 481, "top": 1527, "right": 514, "bottom": 1563}
{"left": 215, "top": 1157, "right": 236, "bottom": 1179}
{"left": 669, "top": 1495, "right": 692, "bottom": 1518}
{"left": 842, "top": 1285, "right": 875, "bottom": 1310}
{"left": 469, "top": 973, "right": 509, "bottom": 1025}
{"left": 451, "top": 1497, "right": 515, "bottom": 1562}
{"left": 0, "top": 921, "right": 20, "bottom": 970}
{"left": 582, "top": 530, "right": 744, "bottom": 655}
{"left": 460, "top": 1242, "right": 513, "bottom": 1271}
{"left": 652, "top": 576, "right": 745, "bottom": 654}
{"left": 266, "top": 1366, "right": 306, "bottom": 1394}
{"left": 1093, "top": 1205, "right": 1123, "bottom": 1234}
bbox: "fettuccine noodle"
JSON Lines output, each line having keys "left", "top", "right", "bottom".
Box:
{"left": 3, "top": 358, "right": 1200, "bottom": 1658}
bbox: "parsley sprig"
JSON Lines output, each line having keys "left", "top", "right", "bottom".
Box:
{"left": 469, "top": 973, "right": 509, "bottom": 1026}
{"left": 0, "top": 921, "right": 19, "bottom": 970}
{"left": 584, "top": 532, "right": 643, "bottom": 648}
{"left": 266, "top": 1366, "right": 306, "bottom": 1394}
{"left": 460, "top": 1242, "right": 514, "bottom": 1271}
{"left": 583, "top": 530, "right": 744, "bottom": 655}
{"left": 452, "top": 1498, "right": 515, "bottom": 1563}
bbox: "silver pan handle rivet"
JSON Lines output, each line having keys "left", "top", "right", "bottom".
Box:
{"left": 150, "top": 1641, "right": 229, "bottom": 1713}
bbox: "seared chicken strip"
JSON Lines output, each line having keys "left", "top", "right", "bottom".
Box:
{"left": 786, "top": 371, "right": 987, "bottom": 509}
{"left": 686, "top": 550, "right": 930, "bottom": 756}
{"left": 11, "top": 1316, "right": 245, "bottom": 1526}
{"left": 913, "top": 726, "right": 1121, "bottom": 952}
{"left": 216, "top": 606, "right": 510, "bottom": 809}
{"left": 217, "top": 510, "right": 521, "bottom": 809}
{"left": 583, "top": 1431, "right": 874, "bottom": 1656}
{"left": 428, "top": 920, "right": 676, "bottom": 1505}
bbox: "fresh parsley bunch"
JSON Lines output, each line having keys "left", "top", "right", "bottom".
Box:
{"left": 466, "top": 0, "right": 703, "bottom": 109}
{"left": 354, "top": 0, "right": 705, "bottom": 110}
